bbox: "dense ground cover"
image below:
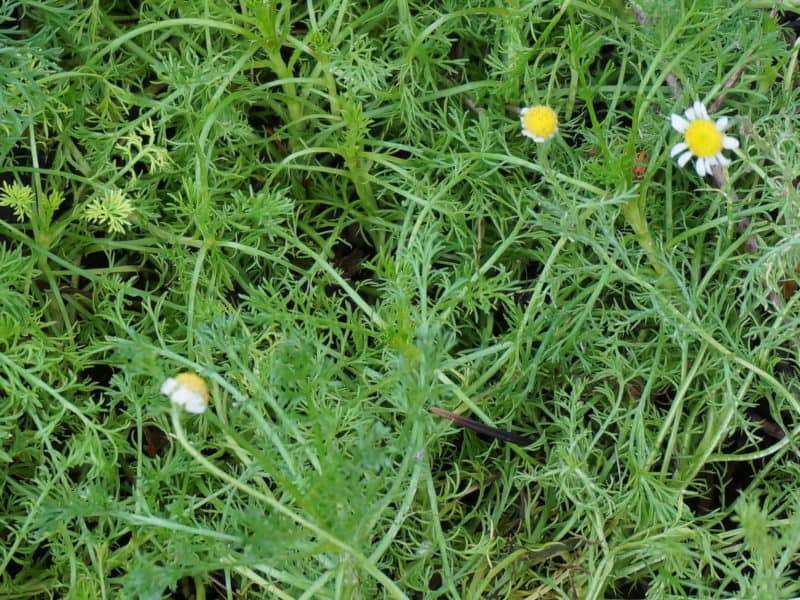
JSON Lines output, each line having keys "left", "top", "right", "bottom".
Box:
{"left": 3, "top": 0, "right": 800, "bottom": 598}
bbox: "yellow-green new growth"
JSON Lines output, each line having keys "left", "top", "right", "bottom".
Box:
{"left": 83, "top": 189, "right": 135, "bottom": 235}
{"left": 0, "top": 182, "right": 34, "bottom": 220}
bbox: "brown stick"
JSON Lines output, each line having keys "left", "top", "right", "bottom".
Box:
{"left": 710, "top": 54, "right": 752, "bottom": 114}
{"left": 431, "top": 407, "right": 534, "bottom": 447}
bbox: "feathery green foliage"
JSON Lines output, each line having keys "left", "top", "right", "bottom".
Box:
{"left": 2, "top": 0, "right": 800, "bottom": 598}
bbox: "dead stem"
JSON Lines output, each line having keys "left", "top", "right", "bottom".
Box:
{"left": 710, "top": 53, "right": 752, "bottom": 114}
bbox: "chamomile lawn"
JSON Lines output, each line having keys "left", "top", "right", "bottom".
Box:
{"left": 2, "top": 1, "right": 800, "bottom": 598}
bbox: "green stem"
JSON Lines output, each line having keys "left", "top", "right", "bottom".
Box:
{"left": 251, "top": 2, "right": 304, "bottom": 141}
{"left": 621, "top": 197, "right": 665, "bottom": 278}
{"left": 194, "top": 575, "right": 206, "bottom": 600}
{"left": 267, "top": 51, "right": 304, "bottom": 132}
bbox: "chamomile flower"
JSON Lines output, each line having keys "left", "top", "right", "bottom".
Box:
{"left": 160, "top": 372, "right": 209, "bottom": 414}
{"left": 520, "top": 105, "right": 558, "bottom": 143}
{"left": 669, "top": 100, "right": 739, "bottom": 177}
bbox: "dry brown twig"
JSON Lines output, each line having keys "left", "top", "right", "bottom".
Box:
{"left": 710, "top": 53, "right": 753, "bottom": 114}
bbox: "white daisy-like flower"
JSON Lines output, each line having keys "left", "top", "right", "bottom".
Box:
{"left": 669, "top": 99, "right": 739, "bottom": 177}
{"left": 520, "top": 105, "right": 558, "bottom": 143}
{"left": 160, "top": 372, "right": 209, "bottom": 414}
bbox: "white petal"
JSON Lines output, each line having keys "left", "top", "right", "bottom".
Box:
{"left": 722, "top": 135, "right": 739, "bottom": 150}
{"left": 521, "top": 129, "right": 545, "bottom": 142}
{"left": 519, "top": 107, "right": 529, "bottom": 116}
{"left": 184, "top": 396, "right": 208, "bottom": 414}
{"left": 685, "top": 107, "right": 697, "bottom": 121}
{"left": 671, "top": 114, "right": 689, "bottom": 133}
{"left": 695, "top": 157, "right": 707, "bottom": 177}
{"left": 677, "top": 150, "right": 693, "bottom": 167}
{"left": 160, "top": 378, "right": 178, "bottom": 396}
{"left": 670, "top": 141, "right": 688, "bottom": 157}
{"left": 715, "top": 116, "right": 729, "bottom": 131}
{"left": 170, "top": 386, "right": 200, "bottom": 408}
{"left": 717, "top": 153, "right": 731, "bottom": 167}
{"left": 694, "top": 100, "right": 709, "bottom": 120}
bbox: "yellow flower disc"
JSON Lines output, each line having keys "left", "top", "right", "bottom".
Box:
{"left": 173, "top": 372, "right": 209, "bottom": 403}
{"left": 684, "top": 119, "right": 722, "bottom": 157}
{"left": 522, "top": 105, "right": 558, "bottom": 140}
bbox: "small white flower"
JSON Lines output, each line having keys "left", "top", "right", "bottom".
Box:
{"left": 669, "top": 99, "right": 739, "bottom": 177}
{"left": 520, "top": 105, "right": 558, "bottom": 143}
{"left": 160, "top": 372, "right": 209, "bottom": 414}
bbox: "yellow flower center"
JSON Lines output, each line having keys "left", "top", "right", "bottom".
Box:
{"left": 522, "top": 105, "right": 558, "bottom": 139}
{"left": 684, "top": 119, "right": 722, "bottom": 158}
{"left": 174, "top": 372, "right": 209, "bottom": 402}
